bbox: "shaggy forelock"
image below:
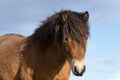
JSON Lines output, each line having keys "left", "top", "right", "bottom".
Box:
{"left": 30, "top": 10, "right": 89, "bottom": 48}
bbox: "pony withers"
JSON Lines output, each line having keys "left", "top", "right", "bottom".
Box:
{"left": 0, "top": 10, "right": 90, "bottom": 80}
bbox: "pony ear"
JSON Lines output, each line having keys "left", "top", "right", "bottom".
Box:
{"left": 83, "top": 11, "right": 89, "bottom": 21}
{"left": 61, "top": 12, "right": 68, "bottom": 23}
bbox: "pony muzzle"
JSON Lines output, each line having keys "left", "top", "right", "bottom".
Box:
{"left": 71, "top": 59, "right": 86, "bottom": 76}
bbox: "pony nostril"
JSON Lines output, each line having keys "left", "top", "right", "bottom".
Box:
{"left": 79, "top": 65, "right": 86, "bottom": 76}
{"left": 83, "top": 65, "right": 86, "bottom": 73}
{"left": 74, "top": 66, "right": 78, "bottom": 74}
{"left": 73, "top": 66, "right": 79, "bottom": 75}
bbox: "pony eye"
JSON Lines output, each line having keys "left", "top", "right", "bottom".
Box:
{"left": 65, "top": 37, "right": 68, "bottom": 41}
{"left": 64, "top": 37, "right": 69, "bottom": 42}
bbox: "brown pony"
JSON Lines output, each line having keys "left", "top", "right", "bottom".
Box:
{"left": 0, "top": 10, "right": 89, "bottom": 80}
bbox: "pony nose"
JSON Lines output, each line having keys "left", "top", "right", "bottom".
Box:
{"left": 73, "top": 65, "right": 86, "bottom": 76}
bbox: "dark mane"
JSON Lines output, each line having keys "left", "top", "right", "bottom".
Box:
{"left": 29, "top": 10, "right": 89, "bottom": 49}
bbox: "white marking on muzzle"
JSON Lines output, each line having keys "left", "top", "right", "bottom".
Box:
{"left": 71, "top": 59, "right": 85, "bottom": 73}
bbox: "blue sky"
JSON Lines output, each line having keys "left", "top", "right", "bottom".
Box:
{"left": 0, "top": 0, "right": 120, "bottom": 80}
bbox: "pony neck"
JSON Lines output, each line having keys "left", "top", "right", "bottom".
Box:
{"left": 36, "top": 45, "right": 67, "bottom": 68}
{"left": 23, "top": 40, "right": 69, "bottom": 73}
